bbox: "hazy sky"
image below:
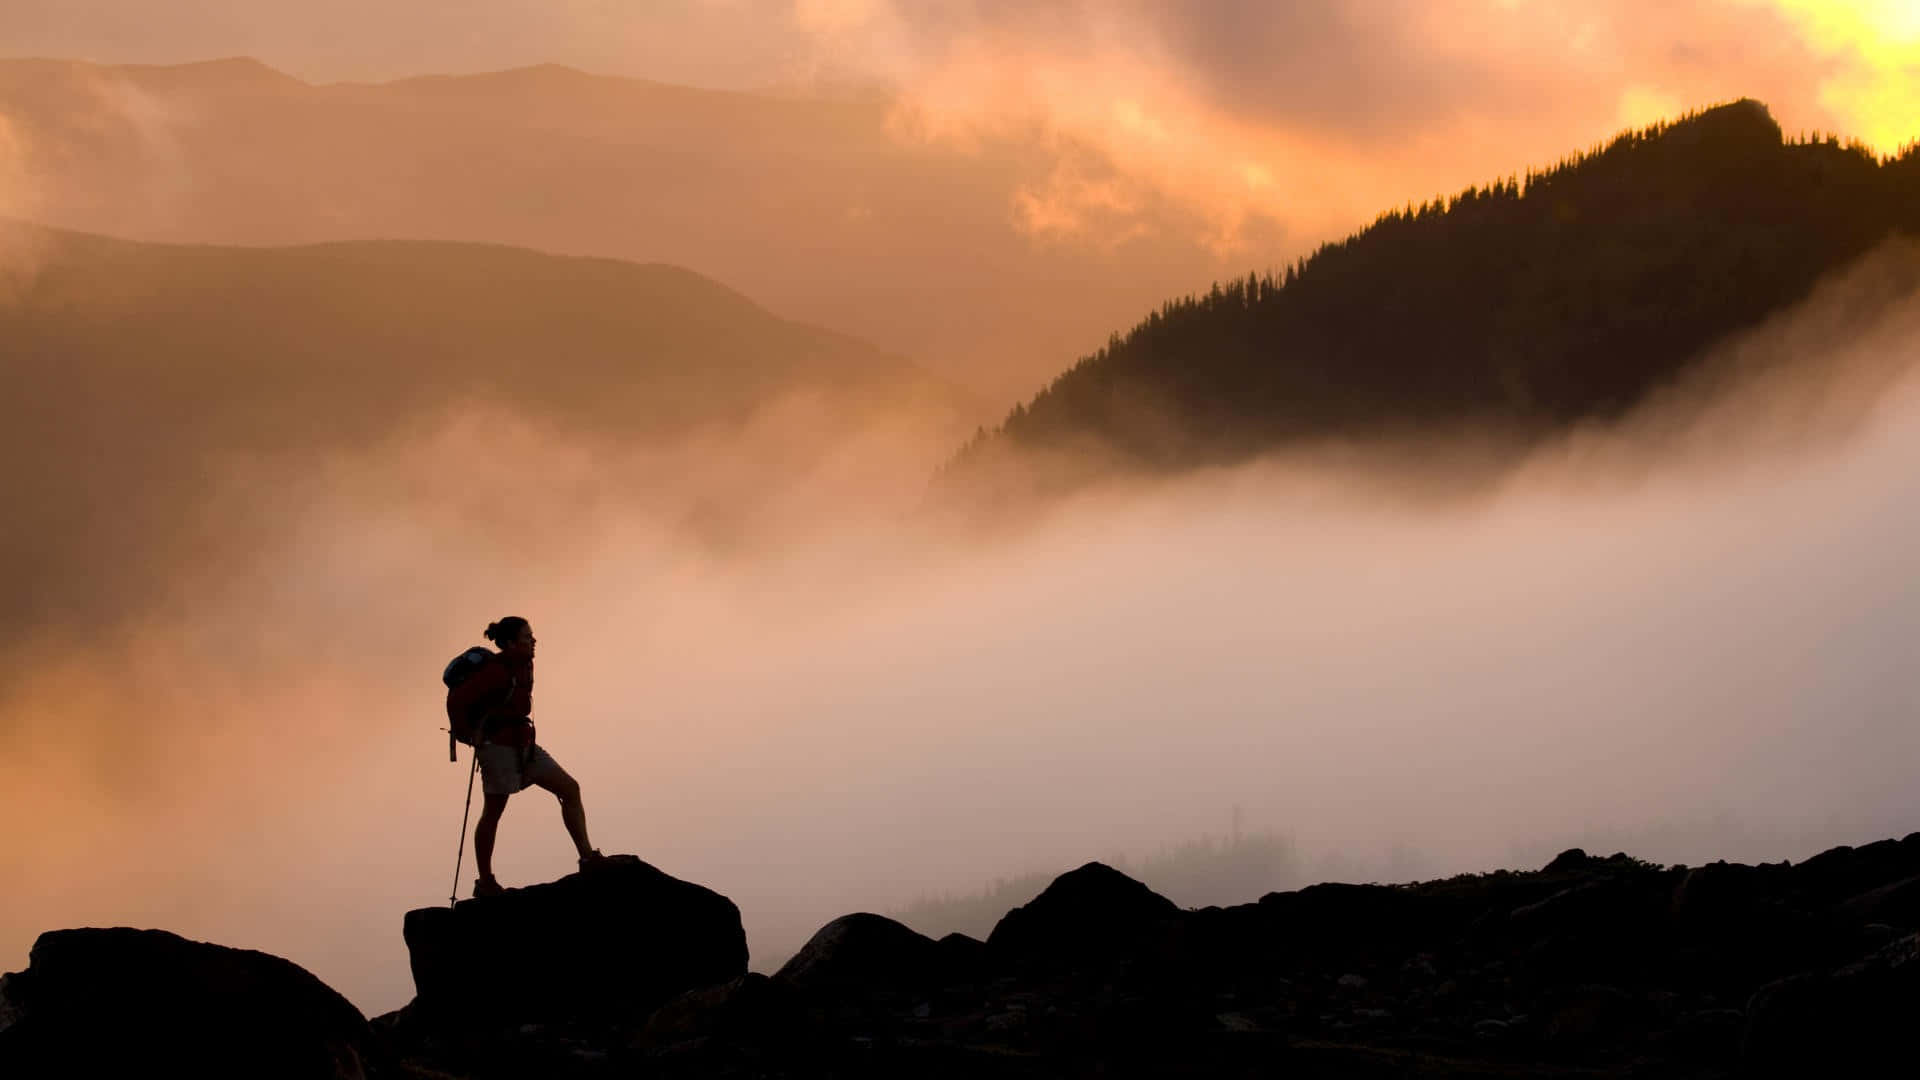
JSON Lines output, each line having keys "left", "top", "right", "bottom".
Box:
{"left": 4, "top": 1, "right": 1915, "bottom": 404}
{"left": 3, "top": 0, "right": 1917, "bottom": 248}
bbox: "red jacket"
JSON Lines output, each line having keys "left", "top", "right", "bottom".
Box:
{"left": 446, "top": 651, "right": 535, "bottom": 748}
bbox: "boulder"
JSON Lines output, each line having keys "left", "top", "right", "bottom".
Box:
{"left": 1253, "top": 882, "right": 1442, "bottom": 958}
{"left": 1540, "top": 984, "right": 1647, "bottom": 1048}
{"left": 935, "top": 932, "right": 989, "bottom": 982}
{"left": 0, "top": 927, "right": 368, "bottom": 1079}
{"left": 632, "top": 973, "right": 803, "bottom": 1053}
{"left": 1834, "top": 873, "right": 1920, "bottom": 929}
{"left": 401, "top": 855, "right": 745, "bottom": 1025}
{"left": 987, "top": 862, "right": 1181, "bottom": 968}
{"left": 772, "top": 913, "right": 940, "bottom": 993}
{"left": 1670, "top": 861, "right": 1774, "bottom": 925}
{"left": 1509, "top": 880, "right": 1616, "bottom": 932}
{"left": 1791, "top": 836, "right": 1920, "bottom": 906}
{"left": 1542, "top": 848, "right": 1592, "bottom": 874}
{"left": 1742, "top": 931, "right": 1920, "bottom": 1076}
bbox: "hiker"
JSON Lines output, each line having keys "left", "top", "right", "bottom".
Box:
{"left": 446, "top": 616, "right": 606, "bottom": 897}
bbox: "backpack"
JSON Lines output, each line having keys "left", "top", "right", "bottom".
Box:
{"left": 443, "top": 647, "right": 499, "bottom": 759}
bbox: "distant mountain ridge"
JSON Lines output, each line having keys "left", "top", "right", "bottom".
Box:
{"left": 1, "top": 222, "right": 970, "bottom": 635}
{"left": 3, "top": 222, "right": 952, "bottom": 438}
{"left": 951, "top": 100, "right": 1920, "bottom": 489}
{"left": 0, "top": 54, "right": 1250, "bottom": 401}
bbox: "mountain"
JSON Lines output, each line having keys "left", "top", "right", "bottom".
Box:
{"left": 949, "top": 101, "right": 1920, "bottom": 489}
{"left": 0, "top": 56, "right": 1252, "bottom": 402}
{"left": 1, "top": 222, "right": 970, "bottom": 636}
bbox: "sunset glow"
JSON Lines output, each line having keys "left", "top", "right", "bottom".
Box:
{"left": 1761, "top": 0, "right": 1920, "bottom": 153}
{"left": 4, "top": 0, "right": 1920, "bottom": 1052}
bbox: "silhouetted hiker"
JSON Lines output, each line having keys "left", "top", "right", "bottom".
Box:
{"left": 445, "top": 616, "right": 606, "bottom": 897}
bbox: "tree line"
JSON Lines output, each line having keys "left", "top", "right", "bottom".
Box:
{"left": 947, "top": 100, "right": 1920, "bottom": 486}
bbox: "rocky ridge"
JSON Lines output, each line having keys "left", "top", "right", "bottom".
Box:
{"left": 6, "top": 839, "right": 1920, "bottom": 1077}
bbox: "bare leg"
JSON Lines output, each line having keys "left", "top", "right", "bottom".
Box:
{"left": 532, "top": 764, "right": 595, "bottom": 859}
{"left": 474, "top": 794, "right": 510, "bottom": 881}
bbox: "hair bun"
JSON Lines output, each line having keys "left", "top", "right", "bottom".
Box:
{"left": 482, "top": 616, "right": 528, "bottom": 647}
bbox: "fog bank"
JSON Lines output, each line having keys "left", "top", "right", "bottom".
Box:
{"left": 6, "top": 248, "right": 1920, "bottom": 1014}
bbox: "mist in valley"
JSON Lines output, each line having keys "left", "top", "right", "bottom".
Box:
{"left": 6, "top": 237, "right": 1920, "bottom": 1016}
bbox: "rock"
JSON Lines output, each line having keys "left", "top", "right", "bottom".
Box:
{"left": 1792, "top": 837, "right": 1920, "bottom": 906}
{"left": 986, "top": 862, "right": 1182, "bottom": 969}
{"left": 934, "top": 932, "right": 989, "bottom": 982}
{"left": 1856, "top": 922, "right": 1898, "bottom": 951}
{"left": 1510, "top": 878, "right": 1657, "bottom": 957}
{"left": 1542, "top": 984, "right": 1645, "bottom": 1047}
{"left": 1666, "top": 1007, "right": 1744, "bottom": 1059}
{"left": 1401, "top": 953, "right": 1438, "bottom": 983}
{"left": 984, "top": 1008, "right": 1026, "bottom": 1035}
{"left": 1510, "top": 880, "right": 1608, "bottom": 928}
{"left": 401, "top": 854, "right": 745, "bottom": 1026}
{"left": 1543, "top": 848, "right": 1591, "bottom": 874}
{"left": 1251, "top": 882, "right": 1444, "bottom": 962}
{"left": 1834, "top": 873, "right": 1920, "bottom": 928}
{"left": 632, "top": 973, "right": 802, "bottom": 1053}
{"left": 0, "top": 927, "right": 368, "bottom": 1079}
{"left": 1671, "top": 861, "right": 1769, "bottom": 924}
{"left": 1743, "top": 931, "right": 1920, "bottom": 1075}
{"left": 1215, "top": 1011, "right": 1261, "bottom": 1032}
{"left": 773, "top": 913, "right": 940, "bottom": 993}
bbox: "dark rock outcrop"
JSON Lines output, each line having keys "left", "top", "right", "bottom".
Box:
{"left": 1834, "top": 872, "right": 1920, "bottom": 926}
{"left": 20, "top": 835, "right": 1920, "bottom": 1077}
{"left": 1542, "top": 847, "right": 1592, "bottom": 873}
{"left": 0, "top": 927, "right": 368, "bottom": 1079}
{"left": 987, "top": 861, "right": 1182, "bottom": 969}
{"left": 635, "top": 972, "right": 800, "bottom": 1048}
{"left": 401, "top": 854, "right": 745, "bottom": 1026}
{"left": 772, "top": 912, "right": 939, "bottom": 993}
{"left": 1742, "top": 931, "right": 1920, "bottom": 1075}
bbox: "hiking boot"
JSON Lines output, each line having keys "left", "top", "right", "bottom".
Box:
{"left": 472, "top": 875, "right": 505, "bottom": 898}
{"left": 578, "top": 849, "right": 610, "bottom": 872}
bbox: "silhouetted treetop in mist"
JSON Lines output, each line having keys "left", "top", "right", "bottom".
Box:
{"left": 950, "top": 100, "right": 1920, "bottom": 487}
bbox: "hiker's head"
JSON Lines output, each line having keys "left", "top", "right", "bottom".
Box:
{"left": 485, "top": 616, "right": 535, "bottom": 659}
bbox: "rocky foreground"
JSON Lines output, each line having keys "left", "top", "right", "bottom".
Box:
{"left": 5, "top": 840, "right": 1920, "bottom": 1077}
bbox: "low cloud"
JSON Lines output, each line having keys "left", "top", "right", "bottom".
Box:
{"left": 6, "top": 240, "right": 1919, "bottom": 1015}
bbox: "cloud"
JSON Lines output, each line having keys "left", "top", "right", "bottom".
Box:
{"left": 7, "top": 239, "right": 1920, "bottom": 1014}
{"left": 785, "top": 0, "right": 1906, "bottom": 251}
{"left": 0, "top": 109, "right": 28, "bottom": 213}
{"left": 0, "top": 111, "right": 48, "bottom": 296}
{"left": 1750, "top": 0, "right": 1920, "bottom": 153}
{"left": 5, "top": 2, "right": 1912, "bottom": 257}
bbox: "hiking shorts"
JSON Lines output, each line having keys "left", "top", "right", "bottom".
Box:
{"left": 477, "top": 741, "right": 564, "bottom": 796}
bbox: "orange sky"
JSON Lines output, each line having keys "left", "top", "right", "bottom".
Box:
{"left": 4, "top": 1, "right": 1915, "bottom": 406}
{"left": 5, "top": 0, "right": 1916, "bottom": 253}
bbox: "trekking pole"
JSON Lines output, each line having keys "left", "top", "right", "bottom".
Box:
{"left": 449, "top": 735, "right": 481, "bottom": 907}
